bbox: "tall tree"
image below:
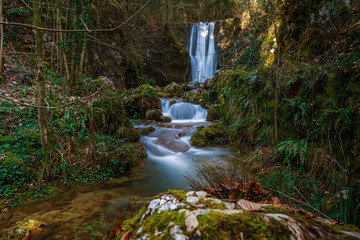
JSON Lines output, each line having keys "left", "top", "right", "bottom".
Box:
{"left": 0, "top": 0, "right": 4, "bottom": 74}
{"left": 33, "top": 0, "right": 48, "bottom": 151}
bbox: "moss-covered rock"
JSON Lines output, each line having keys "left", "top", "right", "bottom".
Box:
{"left": 140, "top": 126, "right": 156, "bottom": 136}
{"left": 125, "top": 84, "right": 161, "bottom": 119}
{"left": 190, "top": 125, "right": 229, "bottom": 148}
{"left": 116, "top": 191, "right": 359, "bottom": 240}
{"left": 146, "top": 109, "right": 162, "bottom": 121}
{"left": 164, "top": 82, "right": 184, "bottom": 97}
{"left": 170, "top": 100, "right": 177, "bottom": 106}
{"left": 206, "top": 106, "right": 220, "bottom": 121}
{"left": 0, "top": 152, "right": 30, "bottom": 185}
{"left": 160, "top": 116, "right": 172, "bottom": 123}
{"left": 116, "top": 125, "right": 140, "bottom": 142}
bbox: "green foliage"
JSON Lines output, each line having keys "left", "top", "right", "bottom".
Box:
{"left": 276, "top": 139, "right": 307, "bottom": 165}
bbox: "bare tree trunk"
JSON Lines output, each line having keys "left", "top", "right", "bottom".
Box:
{"left": 273, "top": 20, "right": 281, "bottom": 145}
{"left": 0, "top": 0, "right": 4, "bottom": 74}
{"left": 33, "top": 0, "right": 48, "bottom": 151}
{"left": 79, "top": 41, "right": 87, "bottom": 75}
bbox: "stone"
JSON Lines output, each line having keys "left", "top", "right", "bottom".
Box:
{"left": 186, "top": 196, "right": 199, "bottom": 205}
{"left": 186, "top": 191, "right": 195, "bottom": 197}
{"left": 165, "top": 82, "right": 184, "bottom": 97}
{"left": 136, "top": 227, "right": 143, "bottom": 235}
{"left": 160, "top": 116, "right": 172, "bottom": 122}
{"left": 185, "top": 212, "right": 199, "bottom": 232}
{"left": 224, "top": 201, "right": 236, "bottom": 210}
{"left": 140, "top": 126, "right": 155, "bottom": 136}
{"left": 97, "top": 76, "right": 115, "bottom": 90}
{"left": 195, "top": 191, "right": 208, "bottom": 198}
{"left": 145, "top": 109, "right": 162, "bottom": 121}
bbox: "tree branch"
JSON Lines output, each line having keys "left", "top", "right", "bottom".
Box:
{"left": 0, "top": 83, "right": 105, "bottom": 109}
{"left": 0, "top": 0, "right": 151, "bottom": 33}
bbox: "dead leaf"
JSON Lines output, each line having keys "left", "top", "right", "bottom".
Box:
{"left": 120, "top": 232, "right": 132, "bottom": 240}
{"left": 271, "top": 196, "right": 282, "bottom": 206}
{"left": 237, "top": 199, "right": 262, "bottom": 211}
{"left": 228, "top": 195, "right": 237, "bottom": 200}
{"left": 19, "top": 232, "right": 30, "bottom": 240}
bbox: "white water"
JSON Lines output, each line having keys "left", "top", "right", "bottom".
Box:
{"left": 161, "top": 98, "right": 207, "bottom": 123}
{"left": 188, "top": 22, "right": 218, "bottom": 84}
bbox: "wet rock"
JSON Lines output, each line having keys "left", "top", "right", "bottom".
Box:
{"left": 203, "top": 78, "right": 212, "bottom": 89}
{"left": 206, "top": 106, "right": 220, "bottom": 121}
{"left": 165, "top": 82, "right": 184, "bottom": 97}
{"left": 170, "top": 100, "right": 177, "bottom": 106}
{"left": 145, "top": 109, "right": 162, "bottom": 121}
{"left": 224, "top": 201, "right": 236, "bottom": 210}
{"left": 140, "top": 126, "right": 155, "bottom": 136}
{"left": 190, "top": 125, "right": 229, "bottom": 148}
{"left": 160, "top": 116, "right": 172, "bottom": 123}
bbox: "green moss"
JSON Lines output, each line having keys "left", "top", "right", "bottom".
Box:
{"left": 140, "top": 126, "right": 156, "bottom": 136}
{"left": 0, "top": 152, "right": 30, "bottom": 185}
{"left": 164, "top": 82, "right": 184, "bottom": 97}
{"left": 146, "top": 109, "right": 162, "bottom": 121}
{"left": 197, "top": 211, "right": 291, "bottom": 240}
{"left": 191, "top": 125, "right": 229, "bottom": 148}
{"left": 197, "top": 198, "right": 227, "bottom": 210}
{"left": 160, "top": 116, "right": 172, "bottom": 123}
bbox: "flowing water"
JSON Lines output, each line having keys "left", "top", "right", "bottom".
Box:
{"left": 188, "top": 22, "right": 218, "bottom": 84}
{"left": 0, "top": 99, "right": 235, "bottom": 239}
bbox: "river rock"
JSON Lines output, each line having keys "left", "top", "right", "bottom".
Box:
{"left": 165, "top": 82, "right": 184, "bottom": 97}
{"left": 145, "top": 109, "right": 162, "bottom": 121}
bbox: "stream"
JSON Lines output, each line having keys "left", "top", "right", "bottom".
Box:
{"left": 0, "top": 21, "right": 224, "bottom": 240}
{"left": 0, "top": 99, "right": 235, "bottom": 239}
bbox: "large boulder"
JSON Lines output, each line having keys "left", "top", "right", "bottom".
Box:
{"left": 117, "top": 190, "right": 360, "bottom": 240}
{"left": 191, "top": 125, "right": 229, "bottom": 148}
{"left": 164, "top": 82, "right": 184, "bottom": 97}
{"left": 124, "top": 84, "right": 161, "bottom": 119}
{"left": 146, "top": 109, "right": 162, "bottom": 121}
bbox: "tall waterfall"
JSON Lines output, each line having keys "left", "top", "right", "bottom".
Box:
{"left": 188, "top": 22, "right": 218, "bottom": 84}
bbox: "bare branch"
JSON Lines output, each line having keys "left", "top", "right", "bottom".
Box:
{"left": 0, "top": 84, "right": 105, "bottom": 109}
{"left": 0, "top": 0, "right": 151, "bottom": 33}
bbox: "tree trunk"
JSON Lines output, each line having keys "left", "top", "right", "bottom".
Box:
{"left": 33, "top": 0, "right": 48, "bottom": 151}
{"left": 273, "top": 20, "right": 281, "bottom": 145}
{"left": 0, "top": 0, "right": 4, "bottom": 74}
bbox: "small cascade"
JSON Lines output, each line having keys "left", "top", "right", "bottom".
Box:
{"left": 161, "top": 99, "right": 207, "bottom": 123}
{"left": 188, "top": 22, "right": 218, "bottom": 84}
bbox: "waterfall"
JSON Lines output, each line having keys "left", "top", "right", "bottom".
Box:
{"left": 161, "top": 99, "right": 207, "bottom": 123}
{"left": 188, "top": 22, "right": 217, "bottom": 84}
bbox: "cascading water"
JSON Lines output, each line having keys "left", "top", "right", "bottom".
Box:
{"left": 188, "top": 22, "right": 218, "bottom": 84}
{"left": 161, "top": 99, "right": 207, "bottom": 123}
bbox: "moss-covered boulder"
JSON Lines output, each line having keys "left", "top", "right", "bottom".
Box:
{"left": 0, "top": 152, "right": 30, "bottom": 185}
{"left": 125, "top": 84, "right": 161, "bottom": 119}
{"left": 140, "top": 126, "right": 156, "bottom": 136}
{"left": 164, "top": 82, "right": 184, "bottom": 97}
{"left": 116, "top": 125, "right": 140, "bottom": 142}
{"left": 206, "top": 106, "right": 220, "bottom": 121}
{"left": 160, "top": 116, "right": 172, "bottom": 123}
{"left": 191, "top": 125, "right": 229, "bottom": 148}
{"left": 146, "top": 109, "right": 162, "bottom": 121}
{"left": 116, "top": 190, "right": 360, "bottom": 240}
{"left": 96, "top": 76, "right": 115, "bottom": 90}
